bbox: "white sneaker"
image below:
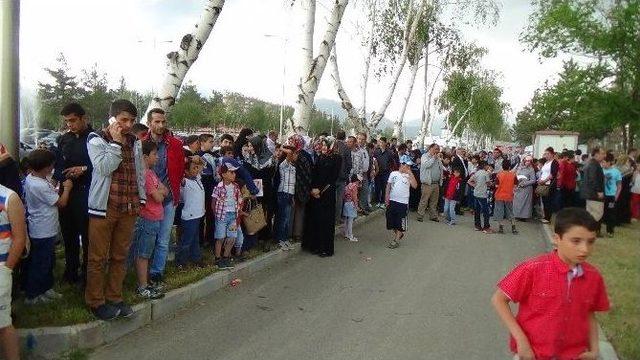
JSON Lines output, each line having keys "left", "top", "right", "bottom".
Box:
{"left": 278, "top": 241, "right": 290, "bottom": 251}
{"left": 43, "top": 289, "right": 63, "bottom": 300}
{"left": 349, "top": 236, "right": 359, "bottom": 242}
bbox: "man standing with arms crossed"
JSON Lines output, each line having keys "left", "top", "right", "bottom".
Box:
{"left": 142, "top": 109, "right": 184, "bottom": 289}
{"left": 417, "top": 144, "right": 443, "bottom": 222}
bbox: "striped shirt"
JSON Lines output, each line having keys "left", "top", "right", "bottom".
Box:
{"left": 211, "top": 181, "right": 243, "bottom": 222}
{"left": 278, "top": 159, "right": 296, "bottom": 195}
{"left": 0, "top": 184, "right": 16, "bottom": 260}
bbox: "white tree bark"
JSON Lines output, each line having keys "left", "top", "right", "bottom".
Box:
{"left": 330, "top": 46, "right": 361, "bottom": 130}
{"left": 393, "top": 61, "right": 419, "bottom": 139}
{"left": 359, "top": 0, "right": 378, "bottom": 126}
{"left": 368, "top": 0, "right": 426, "bottom": 130}
{"left": 291, "top": 0, "right": 349, "bottom": 132}
{"left": 144, "top": 0, "right": 225, "bottom": 121}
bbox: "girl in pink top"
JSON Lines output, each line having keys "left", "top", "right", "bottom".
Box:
{"left": 343, "top": 174, "right": 362, "bottom": 242}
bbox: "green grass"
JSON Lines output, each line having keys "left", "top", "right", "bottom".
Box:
{"left": 13, "top": 239, "right": 275, "bottom": 329}
{"left": 589, "top": 222, "right": 640, "bottom": 360}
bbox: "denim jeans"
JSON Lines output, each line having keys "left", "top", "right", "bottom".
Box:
{"left": 176, "top": 217, "right": 202, "bottom": 266}
{"left": 150, "top": 200, "right": 176, "bottom": 278}
{"left": 474, "top": 197, "right": 491, "bottom": 230}
{"left": 275, "top": 192, "right": 293, "bottom": 242}
{"left": 444, "top": 199, "right": 457, "bottom": 223}
{"left": 23, "top": 236, "right": 55, "bottom": 298}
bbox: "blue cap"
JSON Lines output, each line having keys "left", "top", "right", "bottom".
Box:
{"left": 400, "top": 154, "right": 414, "bottom": 166}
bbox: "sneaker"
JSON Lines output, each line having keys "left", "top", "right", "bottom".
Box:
{"left": 541, "top": 219, "right": 550, "bottom": 224}
{"left": 483, "top": 228, "right": 494, "bottom": 234}
{"left": 278, "top": 241, "right": 290, "bottom": 251}
{"left": 348, "top": 236, "right": 359, "bottom": 242}
{"left": 474, "top": 227, "right": 482, "bottom": 231}
{"left": 43, "top": 289, "right": 63, "bottom": 300}
{"left": 511, "top": 226, "right": 519, "bottom": 235}
{"left": 91, "top": 303, "right": 121, "bottom": 321}
{"left": 387, "top": 240, "right": 400, "bottom": 249}
{"left": 284, "top": 240, "right": 295, "bottom": 250}
{"left": 217, "top": 258, "right": 234, "bottom": 270}
{"left": 111, "top": 301, "right": 134, "bottom": 318}
{"left": 148, "top": 278, "right": 166, "bottom": 292}
{"left": 137, "top": 286, "right": 165, "bottom": 300}
{"left": 498, "top": 226, "right": 505, "bottom": 234}
{"left": 416, "top": 216, "right": 424, "bottom": 222}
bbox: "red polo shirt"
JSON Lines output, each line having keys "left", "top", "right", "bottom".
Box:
{"left": 497, "top": 251, "right": 609, "bottom": 360}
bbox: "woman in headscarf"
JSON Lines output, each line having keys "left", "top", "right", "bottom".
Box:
{"left": 303, "top": 138, "right": 341, "bottom": 257}
{"left": 289, "top": 134, "right": 313, "bottom": 244}
{"left": 233, "top": 128, "right": 254, "bottom": 158}
{"left": 513, "top": 155, "right": 537, "bottom": 220}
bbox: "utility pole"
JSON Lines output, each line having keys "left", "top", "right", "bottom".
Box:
{"left": 0, "top": 0, "right": 20, "bottom": 159}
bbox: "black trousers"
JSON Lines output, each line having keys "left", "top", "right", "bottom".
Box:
{"left": 200, "top": 175, "right": 215, "bottom": 246}
{"left": 59, "top": 186, "right": 89, "bottom": 282}
{"left": 374, "top": 172, "right": 390, "bottom": 204}
{"left": 603, "top": 196, "right": 617, "bottom": 234}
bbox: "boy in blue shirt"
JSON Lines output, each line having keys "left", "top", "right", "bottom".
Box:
{"left": 602, "top": 153, "right": 622, "bottom": 237}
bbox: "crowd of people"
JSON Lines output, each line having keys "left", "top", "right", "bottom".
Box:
{"left": 0, "top": 98, "right": 638, "bottom": 359}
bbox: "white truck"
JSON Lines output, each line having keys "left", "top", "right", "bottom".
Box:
{"left": 532, "top": 130, "right": 579, "bottom": 159}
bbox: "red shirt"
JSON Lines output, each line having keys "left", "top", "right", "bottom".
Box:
{"left": 497, "top": 251, "right": 609, "bottom": 360}
{"left": 559, "top": 160, "right": 577, "bottom": 190}
{"left": 140, "top": 169, "right": 164, "bottom": 221}
{"left": 495, "top": 171, "right": 516, "bottom": 201}
{"left": 445, "top": 176, "right": 460, "bottom": 200}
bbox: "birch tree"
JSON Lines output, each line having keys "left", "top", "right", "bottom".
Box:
{"left": 291, "top": 0, "right": 349, "bottom": 132}
{"left": 144, "top": 0, "right": 225, "bottom": 120}
{"left": 329, "top": 46, "right": 361, "bottom": 129}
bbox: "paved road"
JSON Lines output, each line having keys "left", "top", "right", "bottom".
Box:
{"left": 92, "top": 211, "right": 547, "bottom": 360}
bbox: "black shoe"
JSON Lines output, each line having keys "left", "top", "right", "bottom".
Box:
{"left": 430, "top": 218, "right": 439, "bottom": 223}
{"left": 318, "top": 252, "right": 332, "bottom": 257}
{"left": 111, "top": 301, "right": 134, "bottom": 318}
{"left": 512, "top": 226, "right": 519, "bottom": 235}
{"left": 416, "top": 217, "right": 424, "bottom": 222}
{"left": 498, "top": 226, "right": 505, "bottom": 234}
{"left": 91, "top": 304, "right": 121, "bottom": 321}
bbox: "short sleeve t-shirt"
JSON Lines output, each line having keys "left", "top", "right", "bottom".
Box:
{"left": 24, "top": 174, "right": 60, "bottom": 239}
{"left": 387, "top": 171, "right": 411, "bottom": 204}
{"left": 140, "top": 169, "right": 164, "bottom": 221}
{"left": 603, "top": 167, "right": 622, "bottom": 197}
{"left": 495, "top": 171, "right": 516, "bottom": 201}
{"left": 224, "top": 184, "right": 238, "bottom": 212}
{"left": 471, "top": 169, "right": 490, "bottom": 198}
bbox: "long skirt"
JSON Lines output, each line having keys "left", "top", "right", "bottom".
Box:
{"left": 513, "top": 186, "right": 533, "bottom": 219}
{"left": 302, "top": 189, "right": 337, "bottom": 255}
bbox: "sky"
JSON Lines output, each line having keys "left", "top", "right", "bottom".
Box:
{"left": 19, "top": 0, "right": 567, "bottom": 128}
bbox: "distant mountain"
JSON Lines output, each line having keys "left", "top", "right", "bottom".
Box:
{"left": 314, "top": 98, "right": 446, "bottom": 138}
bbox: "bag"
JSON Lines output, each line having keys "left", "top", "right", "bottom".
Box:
{"left": 242, "top": 199, "right": 267, "bottom": 235}
{"left": 535, "top": 184, "right": 550, "bottom": 197}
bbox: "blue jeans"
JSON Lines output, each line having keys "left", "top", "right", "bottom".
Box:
{"left": 474, "top": 197, "right": 491, "bottom": 230}
{"left": 150, "top": 200, "right": 176, "bottom": 278}
{"left": 23, "top": 236, "right": 55, "bottom": 298}
{"left": 275, "top": 192, "right": 293, "bottom": 242}
{"left": 176, "top": 217, "right": 202, "bottom": 266}
{"left": 444, "top": 199, "right": 457, "bottom": 223}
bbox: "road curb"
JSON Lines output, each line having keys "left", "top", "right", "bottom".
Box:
{"left": 540, "top": 223, "right": 619, "bottom": 360}
{"left": 18, "top": 212, "right": 380, "bottom": 359}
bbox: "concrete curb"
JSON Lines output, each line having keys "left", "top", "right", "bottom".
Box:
{"left": 18, "top": 212, "right": 381, "bottom": 359}
{"left": 540, "top": 223, "right": 619, "bottom": 360}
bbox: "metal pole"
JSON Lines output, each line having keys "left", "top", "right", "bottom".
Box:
{"left": 0, "top": 0, "right": 20, "bottom": 159}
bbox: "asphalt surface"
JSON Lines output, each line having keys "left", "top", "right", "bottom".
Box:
{"left": 91, "top": 210, "right": 547, "bottom": 360}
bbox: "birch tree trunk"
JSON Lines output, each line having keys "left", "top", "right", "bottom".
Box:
{"left": 144, "top": 0, "right": 225, "bottom": 120}
{"left": 368, "top": 0, "right": 426, "bottom": 130}
{"left": 330, "top": 46, "right": 361, "bottom": 130}
{"left": 359, "top": 0, "right": 378, "bottom": 128}
{"left": 393, "top": 61, "right": 419, "bottom": 139}
{"left": 291, "top": 0, "right": 349, "bottom": 132}
{"left": 416, "top": 44, "right": 444, "bottom": 149}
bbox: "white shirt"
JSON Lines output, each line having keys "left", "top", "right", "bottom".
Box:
{"left": 387, "top": 171, "right": 411, "bottom": 204}
{"left": 540, "top": 161, "right": 553, "bottom": 185}
{"left": 223, "top": 184, "right": 237, "bottom": 212}
{"left": 24, "top": 174, "right": 60, "bottom": 239}
{"left": 180, "top": 176, "right": 205, "bottom": 221}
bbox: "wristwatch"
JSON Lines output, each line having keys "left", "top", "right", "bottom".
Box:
{"left": 82, "top": 166, "right": 88, "bottom": 172}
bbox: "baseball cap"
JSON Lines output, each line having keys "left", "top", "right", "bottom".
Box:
{"left": 221, "top": 158, "right": 240, "bottom": 171}
{"left": 400, "top": 154, "right": 414, "bottom": 166}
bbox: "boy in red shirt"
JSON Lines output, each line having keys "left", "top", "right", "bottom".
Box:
{"left": 492, "top": 208, "right": 609, "bottom": 360}
{"left": 443, "top": 168, "right": 463, "bottom": 225}
{"left": 494, "top": 161, "right": 518, "bottom": 234}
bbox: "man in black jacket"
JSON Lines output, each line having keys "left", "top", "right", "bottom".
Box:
{"left": 54, "top": 103, "right": 93, "bottom": 285}
{"left": 451, "top": 147, "right": 468, "bottom": 214}
{"left": 580, "top": 147, "right": 605, "bottom": 223}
